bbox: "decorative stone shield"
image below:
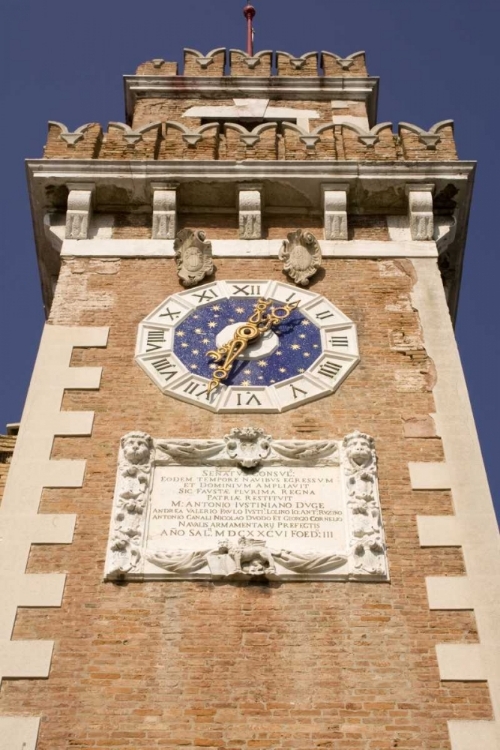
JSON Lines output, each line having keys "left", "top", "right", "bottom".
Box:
{"left": 279, "top": 230, "right": 322, "bottom": 286}
{"left": 174, "top": 228, "right": 214, "bottom": 287}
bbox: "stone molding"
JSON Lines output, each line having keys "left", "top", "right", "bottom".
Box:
{"left": 60, "top": 238, "right": 438, "bottom": 259}
{"left": 104, "top": 429, "right": 388, "bottom": 582}
{"left": 323, "top": 183, "right": 349, "bottom": 240}
{"left": 0, "top": 324, "right": 108, "bottom": 750}
{"left": 107, "top": 121, "right": 161, "bottom": 145}
{"left": 411, "top": 258, "right": 500, "bottom": 750}
{"left": 65, "top": 183, "right": 95, "bottom": 240}
{"left": 238, "top": 184, "right": 263, "bottom": 239}
{"left": 151, "top": 183, "right": 177, "bottom": 239}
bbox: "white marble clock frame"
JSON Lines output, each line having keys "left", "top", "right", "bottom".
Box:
{"left": 135, "top": 280, "right": 360, "bottom": 413}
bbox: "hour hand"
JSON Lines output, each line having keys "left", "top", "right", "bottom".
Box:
{"left": 206, "top": 321, "right": 261, "bottom": 394}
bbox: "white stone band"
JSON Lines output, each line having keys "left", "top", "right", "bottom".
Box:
{"left": 0, "top": 325, "right": 108, "bottom": 749}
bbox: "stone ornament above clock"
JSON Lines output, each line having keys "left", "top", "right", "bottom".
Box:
{"left": 135, "top": 280, "right": 359, "bottom": 412}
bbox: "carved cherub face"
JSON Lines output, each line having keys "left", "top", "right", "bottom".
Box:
{"left": 346, "top": 436, "right": 373, "bottom": 468}
{"left": 122, "top": 433, "right": 152, "bottom": 465}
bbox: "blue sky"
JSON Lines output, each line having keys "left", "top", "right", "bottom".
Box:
{"left": 2, "top": 0, "right": 499, "bottom": 516}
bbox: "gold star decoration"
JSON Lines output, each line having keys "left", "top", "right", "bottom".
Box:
{"left": 301, "top": 320, "right": 311, "bottom": 326}
{"left": 190, "top": 364, "right": 198, "bottom": 370}
{"left": 212, "top": 305, "right": 221, "bottom": 311}
{"left": 181, "top": 342, "right": 189, "bottom": 348}
{"left": 191, "top": 349, "right": 199, "bottom": 355}
{"left": 241, "top": 380, "right": 251, "bottom": 387}
{"left": 298, "top": 368, "right": 305, "bottom": 373}
{"left": 194, "top": 328, "right": 203, "bottom": 335}
{"left": 257, "top": 360, "right": 268, "bottom": 368}
{"left": 235, "top": 307, "right": 245, "bottom": 314}
{"left": 279, "top": 367, "right": 287, "bottom": 373}
{"left": 202, "top": 338, "right": 210, "bottom": 344}
{"left": 208, "top": 321, "right": 217, "bottom": 328}
{"left": 303, "top": 352, "right": 310, "bottom": 358}
{"left": 291, "top": 344, "right": 301, "bottom": 350}
{"left": 176, "top": 331, "right": 185, "bottom": 337}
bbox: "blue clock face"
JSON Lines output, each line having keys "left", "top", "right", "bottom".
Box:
{"left": 172, "top": 297, "right": 323, "bottom": 388}
{"left": 136, "top": 280, "right": 360, "bottom": 413}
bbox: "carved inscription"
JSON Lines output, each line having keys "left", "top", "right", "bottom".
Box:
{"left": 104, "top": 429, "right": 388, "bottom": 583}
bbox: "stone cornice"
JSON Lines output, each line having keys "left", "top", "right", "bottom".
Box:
{"left": 123, "top": 75, "right": 380, "bottom": 127}
{"left": 26, "top": 158, "right": 475, "bottom": 322}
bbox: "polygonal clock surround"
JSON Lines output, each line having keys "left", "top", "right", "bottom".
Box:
{"left": 135, "top": 280, "right": 360, "bottom": 413}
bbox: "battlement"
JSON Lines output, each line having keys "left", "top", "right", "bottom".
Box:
{"left": 43, "top": 118, "right": 458, "bottom": 162}
{"left": 135, "top": 48, "right": 368, "bottom": 78}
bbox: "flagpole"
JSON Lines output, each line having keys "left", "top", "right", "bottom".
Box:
{"left": 243, "top": 4, "right": 256, "bottom": 56}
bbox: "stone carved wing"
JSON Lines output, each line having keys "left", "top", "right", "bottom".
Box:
{"left": 155, "top": 439, "right": 225, "bottom": 463}
{"left": 146, "top": 549, "right": 211, "bottom": 574}
{"left": 272, "top": 440, "right": 338, "bottom": 463}
{"left": 277, "top": 550, "right": 347, "bottom": 574}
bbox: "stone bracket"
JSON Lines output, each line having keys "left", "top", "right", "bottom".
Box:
{"left": 406, "top": 183, "right": 434, "bottom": 241}
{"left": 238, "top": 184, "right": 263, "bottom": 239}
{"left": 151, "top": 183, "right": 177, "bottom": 240}
{"left": 323, "top": 183, "right": 349, "bottom": 240}
{"left": 65, "top": 182, "right": 95, "bottom": 240}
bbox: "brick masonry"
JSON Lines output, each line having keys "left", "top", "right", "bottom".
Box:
{"left": 0, "top": 256, "right": 492, "bottom": 749}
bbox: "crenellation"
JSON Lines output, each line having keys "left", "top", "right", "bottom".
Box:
{"left": 229, "top": 49, "right": 273, "bottom": 76}
{"left": 183, "top": 47, "right": 227, "bottom": 76}
{"left": 44, "top": 121, "right": 102, "bottom": 159}
{"left": 41, "top": 119, "right": 459, "bottom": 162}
{"left": 321, "top": 50, "right": 368, "bottom": 76}
{"left": 276, "top": 51, "right": 319, "bottom": 77}
{"left": 135, "top": 58, "right": 178, "bottom": 76}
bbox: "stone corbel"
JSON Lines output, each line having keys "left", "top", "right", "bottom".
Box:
{"left": 151, "top": 183, "right": 177, "bottom": 240}
{"left": 65, "top": 183, "right": 95, "bottom": 240}
{"left": 323, "top": 183, "right": 349, "bottom": 240}
{"left": 238, "top": 184, "right": 263, "bottom": 240}
{"left": 406, "top": 184, "right": 435, "bottom": 241}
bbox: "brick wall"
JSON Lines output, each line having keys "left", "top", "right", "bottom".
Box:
{"left": 0, "top": 256, "right": 491, "bottom": 749}
{"left": 0, "top": 434, "right": 16, "bottom": 503}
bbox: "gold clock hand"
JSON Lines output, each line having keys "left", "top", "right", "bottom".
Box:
{"left": 206, "top": 298, "right": 299, "bottom": 395}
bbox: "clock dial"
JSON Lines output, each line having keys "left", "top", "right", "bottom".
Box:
{"left": 136, "top": 280, "right": 360, "bottom": 413}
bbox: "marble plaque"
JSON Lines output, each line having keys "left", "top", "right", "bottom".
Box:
{"left": 104, "top": 428, "right": 389, "bottom": 582}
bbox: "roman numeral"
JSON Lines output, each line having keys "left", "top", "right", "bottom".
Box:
{"left": 329, "top": 336, "right": 349, "bottom": 348}
{"left": 236, "top": 392, "right": 262, "bottom": 406}
{"left": 192, "top": 288, "right": 219, "bottom": 304}
{"left": 159, "top": 306, "right": 182, "bottom": 321}
{"left": 151, "top": 356, "right": 179, "bottom": 382}
{"left": 146, "top": 330, "right": 166, "bottom": 352}
{"left": 315, "top": 309, "right": 335, "bottom": 321}
{"left": 183, "top": 381, "right": 210, "bottom": 400}
{"left": 291, "top": 384, "right": 308, "bottom": 400}
{"left": 317, "top": 361, "right": 342, "bottom": 379}
{"left": 286, "top": 292, "right": 300, "bottom": 303}
{"left": 231, "top": 284, "right": 261, "bottom": 296}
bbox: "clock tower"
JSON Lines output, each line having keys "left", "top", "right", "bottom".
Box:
{"left": 1, "top": 9, "right": 499, "bottom": 750}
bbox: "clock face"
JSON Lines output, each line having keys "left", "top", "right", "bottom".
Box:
{"left": 135, "top": 280, "right": 359, "bottom": 413}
